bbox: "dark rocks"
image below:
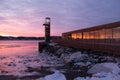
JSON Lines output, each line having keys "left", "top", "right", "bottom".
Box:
{"left": 64, "top": 60, "right": 75, "bottom": 68}
{"left": 0, "top": 75, "right": 17, "bottom": 80}
{"left": 1, "top": 71, "right": 9, "bottom": 74}
{"left": 39, "top": 42, "right": 48, "bottom": 53}
{"left": 7, "top": 62, "right": 16, "bottom": 66}
{"left": 42, "top": 43, "right": 77, "bottom": 58}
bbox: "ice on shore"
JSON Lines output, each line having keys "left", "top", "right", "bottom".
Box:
{"left": 0, "top": 52, "right": 64, "bottom": 76}
{"left": 62, "top": 51, "right": 88, "bottom": 63}
{"left": 74, "top": 63, "right": 120, "bottom": 80}
{"left": 87, "top": 63, "right": 120, "bottom": 74}
{"left": 18, "top": 72, "right": 40, "bottom": 78}
{"left": 0, "top": 43, "right": 120, "bottom": 80}
{"left": 37, "top": 71, "right": 66, "bottom": 80}
{"left": 74, "top": 72, "right": 120, "bottom": 80}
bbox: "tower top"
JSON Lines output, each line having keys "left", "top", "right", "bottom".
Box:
{"left": 46, "top": 17, "right": 50, "bottom": 19}
{"left": 43, "top": 17, "right": 51, "bottom": 43}
{"left": 43, "top": 17, "right": 51, "bottom": 26}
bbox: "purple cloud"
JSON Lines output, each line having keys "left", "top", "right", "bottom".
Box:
{"left": 0, "top": 0, "right": 120, "bottom": 36}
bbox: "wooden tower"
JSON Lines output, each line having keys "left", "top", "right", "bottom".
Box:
{"left": 43, "top": 17, "right": 51, "bottom": 43}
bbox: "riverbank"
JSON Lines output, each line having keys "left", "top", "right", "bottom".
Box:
{"left": 0, "top": 43, "right": 120, "bottom": 80}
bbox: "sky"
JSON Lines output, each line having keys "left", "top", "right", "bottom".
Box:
{"left": 0, "top": 0, "right": 120, "bottom": 37}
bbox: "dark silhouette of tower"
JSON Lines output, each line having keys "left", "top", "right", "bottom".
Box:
{"left": 43, "top": 17, "right": 51, "bottom": 43}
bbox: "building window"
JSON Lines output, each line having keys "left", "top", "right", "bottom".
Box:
{"left": 94, "top": 30, "right": 100, "bottom": 39}
{"left": 89, "top": 31, "right": 95, "bottom": 39}
{"left": 98, "top": 29, "right": 106, "bottom": 39}
{"left": 83, "top": 32, "right": 89, "bottom": 39}
{"left": 72, "top": 33, "right": 77, "bottom": 39}
{"left": 72, "top": 33, "right": 82, "bottom": 39}
{"left": 77, "top": 33, "right": 82, "bottom": 39}
{"left": 113, "top": 27, "right": 120, "bottom": 39}
{"left": 105, "top": 29, "right": 113, "bottom": 39}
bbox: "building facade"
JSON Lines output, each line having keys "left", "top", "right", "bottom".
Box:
{"left": 55, "top": 21, "right": 120, "bottom": 55}
{"left": 62, "top": 21, "right": 120, "bottom": 40}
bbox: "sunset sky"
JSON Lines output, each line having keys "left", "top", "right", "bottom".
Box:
{"left": 0, "top": 0, "right": 120, "bottom": 37}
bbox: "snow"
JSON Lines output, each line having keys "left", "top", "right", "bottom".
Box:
{"left": 74, "top": 61, "right": 91, "bottom": 67}
{"left": 18, "top": 72, "right": 40, "bottom": 78}
{"left": 37, "top": 71, "right": 66, "bottom": 80}
{"left": 64, "top": 51, "right": 88, "bottom": 63}
{"left": 87, "top": 63, "right": 120, "bottom": 74}
{"left": 69, "top": 52, "right": 82, "bottom": 60}
{"left": 74, "top": 72, "right": 120, "bottom": 80}
{"left": 0, "top": 53, "right": 64, "bottom": 76}
{"left": 74, "top": 63, "right": 120, "bottom": 80}
{"left": 49, "top": 43, "right": 57, "bottom": 46}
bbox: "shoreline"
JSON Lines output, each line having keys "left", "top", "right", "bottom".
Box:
{"left": 0, "top": 43, "right": 120, "bottom": 80}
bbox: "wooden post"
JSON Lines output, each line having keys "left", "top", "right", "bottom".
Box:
{"left": 39, "top": 17, "right": 51, "bottom": 53}
{"left": 43, "top": 17, "right": 51, "bottom": 43}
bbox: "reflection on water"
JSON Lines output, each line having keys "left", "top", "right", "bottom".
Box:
{"left": 0, "top": 40, "right": 40, "bottom": 56}
{"left": 0, "top": 40, "right": 42, "bottom": 75}
{"left": 0, "top": 40, "right": 63, "bottom": 76}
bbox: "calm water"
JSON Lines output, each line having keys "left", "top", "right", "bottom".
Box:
{"left": 0, "top": 40, "right": 63, "bottom": 76}
{"left": 0, "top": 40, "right": 41, "bottom": 56}
{"left": 0, "top": 40, "right": 43, "bottom": 75}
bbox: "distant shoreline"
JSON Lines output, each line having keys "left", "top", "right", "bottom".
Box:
{"left": 0, "top": 36, "right": 61, "bottom": 40}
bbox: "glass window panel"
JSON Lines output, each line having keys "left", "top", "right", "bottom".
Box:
{"left": 113, "top": 27, "right": 120, "bottom": 39}
{"left": 72, "top": 33, "right": 77, "bottom": 39}
{"left": 99, "top": 29, "right": 106, "bottom": 39}
{"left": 83, "top": 32, "right": 89, "bottom": 39}
{"left": 89, "top": 31, "right": 95, "bottom": 39}
{"left": 76, "top": 33, "right": 82, "bottom": 39}
{"left": 105, "top": 29, "right": 113, "bottom": 39}
{"left": 94, "top": 30, "right": 100, "bottom": 39}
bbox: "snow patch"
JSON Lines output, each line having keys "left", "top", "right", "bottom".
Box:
{"left": 70, "top": 52, "right": 82, "bottom": 60}
{"left": 36, "top": 71, "right": 66, "bottom": 80}
{"left": 49, "top": 43, "right": 57, "bottom": 46}
{"left": 74, "top": 72, "right": 120, "bottom": 80}
{"left": 87, "top": 63, "right": 120, "bottom": 74}
{"left": 18, "top": 72, "right": 40, "bottom": 78}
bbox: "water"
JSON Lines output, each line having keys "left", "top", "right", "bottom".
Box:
{"left": 0, "top": 40, "right": 42, "bottom": 75}
{"left": 0, "top": 40, "right": 40, "bottom": 56}
{"left": 0, "top": 40, "right": 62, "bottom": 76}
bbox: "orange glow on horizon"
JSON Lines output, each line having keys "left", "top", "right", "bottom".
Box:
{"left": 0, "top": 32, "right": 43, "bottom": 37}
{"left": 0, "top": 20, "right": 60, "bottom": 37}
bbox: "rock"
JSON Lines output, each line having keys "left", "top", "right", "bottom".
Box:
{"left": 1, "top": 71, "right": 9, "bottom": 74}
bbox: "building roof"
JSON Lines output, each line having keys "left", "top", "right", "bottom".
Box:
{"left": 63, "top": 21, "right": 120, "bottom": 34}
